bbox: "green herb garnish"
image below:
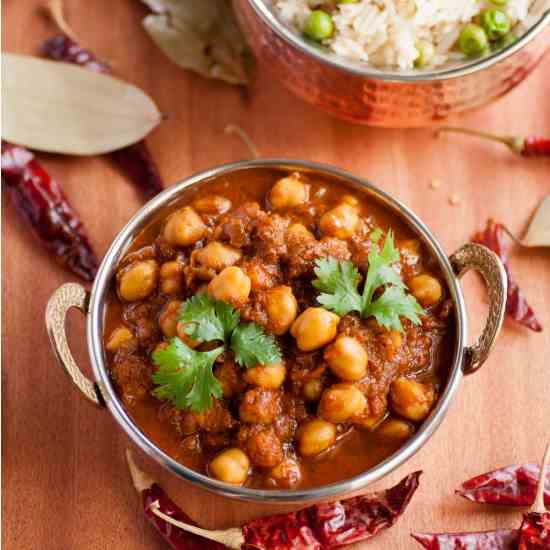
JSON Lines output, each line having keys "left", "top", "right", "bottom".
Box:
{"left": 231, "top": 323, "right": 283, "bottom": 368}
{"left": 179, "top": 293, "right": 239, "bottom": 343}
{"left": 152, "top": 294, "right": 282, "bottom": 412}
{"left": 313, "top": 230, "right": 424, "bottom": 332}
{"left": 152, "top": 339, "right": 224, "bottom": 412}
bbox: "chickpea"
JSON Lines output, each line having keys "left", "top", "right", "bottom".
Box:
{"left": 243, "top": 363, "right": 286, "bottom": 389}
{"left": 194, "top": 242, "right": 242, "bottom": 272}
{"left": 118, "top": 260, "right": 159, "bottom": 302}
{"left": 341, "top": 194, "right": 359, "bottom": 207}
{"left": 324, "top": 336, "right": 368, "bottom": 381}
{"left": 207, "top": 267, "right": 251, "bottom": 306}
{"left": 351, "top": 392, "right": 387, "bottom": 430}
{"left": 163, "top": 207, "right": 206, "bottom": 247}
{"left": 286, "top": 223, "right": 315, "bottom": 241}
{"left": 106, "top": 326, "right": 134, "bottom": 352}
{"left": 265, "top": 286, "right": 298, "bottom": 335}
{"left": 376, "top": 418, "right": 415, "bottom": 441}
{"left": 268, "top": 457, "right": 301, "bottom": 488}
{"left": 297, "top": 419, "right": 337, "bottom": 457}
{"left": 209, "top": 448, "right": 250, "bottom": 485}
{"left": 390, "top": 377, "right": 435, "bottom": 422}
{"left": 176, "top": 321, "right": 200, "bottom": 349}
{"left": 319, "top": 203, "right": 359, "bottom": 239}
{"left": 192, "top": 195, "right": 231, "bottom": 216}
{"left": 318, "top": 383, "right": 367, "bottom": 423}
{"left": 408, "top": 274, "right": 442, "bottom": 307}
{"left": 268, "top": 174, "right": 309, "bottom": 209}
{"left": 290, "top": 307, "right": 339, "bottom": 352}
{"left": 302, "top": 379, "right": 323, "bottom": 402}
{"left": 159, "top": 261, "right": 183, "bottom": 295}
{"left": 159, "top": 300, "right": 182, "bottom": 338}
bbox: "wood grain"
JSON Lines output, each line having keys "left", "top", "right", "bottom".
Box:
{"left": 2, "top": 1, "right": 549, "bottom": 548}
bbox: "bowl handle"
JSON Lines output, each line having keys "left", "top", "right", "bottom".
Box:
{"left": 449, "top": 243, "right": 507, "bottom": 376}
{"left": 45, "top": 282, "right": 104, "bottom": 406}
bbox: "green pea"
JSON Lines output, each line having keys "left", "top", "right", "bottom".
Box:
{"left": 414, "top": 40, "right": 435, "bottom": 68}
{"left": 491, "top": 0, "right": 509, "bottom": 6}
{"left": 303, "top": 10, "right": 335, "bottom": 41}
{"left": 458, "top": 23, "right": 489, "bottom": 57}
{"left": 480, "top": 9, "right": 511, "bottom": 41}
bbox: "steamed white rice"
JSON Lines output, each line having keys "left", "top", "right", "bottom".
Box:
{"left": 271, "top": 0, "right": 547, "bottom": 69}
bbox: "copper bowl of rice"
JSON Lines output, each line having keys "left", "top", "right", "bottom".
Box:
{"left": 234, "top": 0, "right": 550, "bottom": 127}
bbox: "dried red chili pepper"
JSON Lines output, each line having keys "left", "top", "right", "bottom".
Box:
{"left": 472, "top": 219, "right": 543, "bottom": 332}
{"left": 110, "top": 142, "right": 164, "bottom": 200}
{"left": 311, "top": 471, "right": 422, "bottom": 547}
{"left": 437, "top": 127, "right": 550, "bottom": 158}
{"left": 244, "top": 471, "right": 421, "bottom": 549}
{"left": 517, "top": 443, "right": 550, "bottom": 549}
{"left": 127, "top": 450, "right": 420, "bottom": 549}
{"left": 42, "top": 34, "right": 110, "bottom": 73}
{"left": 457, "top": 464, "right": 550, "bottom": 507}
{"left": 412, "top": 529, "right": 519, "bottom": 549}
{"left": 1, "top": 142, "right": 98, "bottom": 281}
{"left": 42, "top": 21, "right": 163, "bottom": 199}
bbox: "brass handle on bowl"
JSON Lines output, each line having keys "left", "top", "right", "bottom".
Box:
{"left": 450, "top": 243, "right": 507, "bottom": 376}
{"left": 45, "top": 283, "right": 104, "bottom": 406}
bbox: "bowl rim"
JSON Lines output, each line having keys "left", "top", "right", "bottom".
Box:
{"left": 243, "top": 0, "right": 550, "bottom": 82}
{"left": 87, "top": 159, "right": 467, "bottom": 502}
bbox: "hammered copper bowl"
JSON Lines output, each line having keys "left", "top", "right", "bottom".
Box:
{"left": 46, "top": 159, "right": 507, "bottom": 503}
{"left": 234, "top": 0, "right": 550, "bottom": 127}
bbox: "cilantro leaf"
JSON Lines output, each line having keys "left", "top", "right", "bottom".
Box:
{"left": 230, "top": 323, "right": 282, "bottom": 368}
{"left": 152, "top": 338, "right": 224, "bottom": 412}
{"left": 313, "top": 257, "right": 362, "bottom": 316}
{"left": 179, "top": 293, "right": 239, "bottom": 344}
{"left": 312, "top": 230, "right": 425, "bottom": 332}
{"left": 361, "top": 230, "right": 403, "bottom": 306}
{"left": 367, "top": 286, "right": 424, "bottom": 332}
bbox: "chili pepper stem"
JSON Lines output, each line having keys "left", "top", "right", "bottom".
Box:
{"left": 126, "top": 450, "right": 155, "bottom": 493}
{"left": 148, "top": 501, "right": 245, "bottom": 550}
{"left": 531, "top": 441, "right": 550, "bottom": 513}
{"left": 437, "top": 126, "right": 524, "bottom": 154}
{"left": 43, "top": 0, "right": 77, "bottom": 41}
{"left": 224, "top": 124, "right": 261, "bottom": 159}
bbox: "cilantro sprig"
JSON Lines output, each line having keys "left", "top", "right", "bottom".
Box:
{"left": 313, "top": 230, "right": 424, "bottom": 332}
{"left": 152, "top": 339, "right": 224, "bottom": 412}
{"left": 179, "top": 294, "right": 239, "bottom": 343}
{"left": 152, "top": 294, "right": 282, "bottom": 412}
{"left": 231, "top": 323, "right": 282, "bottom": 368}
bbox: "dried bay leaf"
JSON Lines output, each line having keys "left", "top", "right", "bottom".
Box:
{"left": 140, "top": 0, "right": 250, "bottom": 85}
{"left": 522, "top": 194, "right": 550, "bottom": 247}
{"left": 2, "top": 54, "right": 162, "bottom": 155}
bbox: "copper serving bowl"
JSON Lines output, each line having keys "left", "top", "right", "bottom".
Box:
{"left": 46, "top": 160, "right": 507, "bottom": 503}
{"left": 234, "top": 0, "right": 550, "bottom": 127}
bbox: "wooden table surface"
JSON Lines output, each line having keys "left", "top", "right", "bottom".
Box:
{"left": 2, "top": 1, "right": 549, "bottom": 548}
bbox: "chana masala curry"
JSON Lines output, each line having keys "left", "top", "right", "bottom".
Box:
{"left": 105, "top": 168, "right": 455, "bottom": 490}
